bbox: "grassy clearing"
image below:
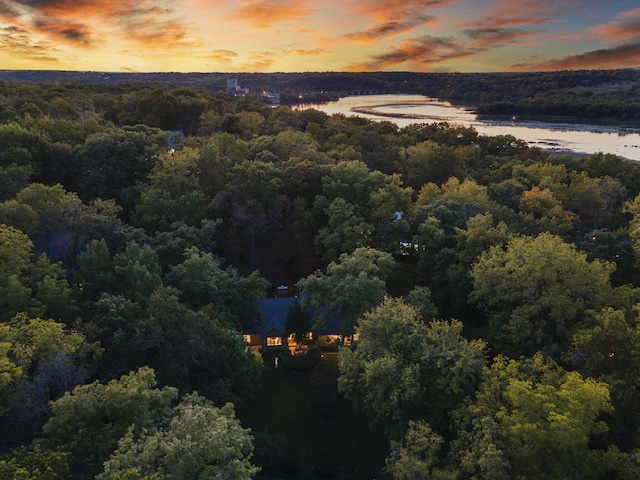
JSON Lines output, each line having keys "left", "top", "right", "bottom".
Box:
{"left": 237, "top": 353, "right": 388, "bottom": 478}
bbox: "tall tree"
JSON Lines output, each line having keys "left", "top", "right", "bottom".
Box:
{"left": 385, "top": 420, "right": 455, "bottom": 480}
{"left": 165, "top": 247, "right": 268, "bottom": 328}
{"left": 314, "top": 161, "right": 412, "bottom": 261}
{"left": 450, "top": 353, "right": 614, "bottom": 480}
{"left": 339, "top": 297, "right": 486, "bottom": 432}
{"left": 470, "top": 232, "right": 615, "bottom": 356}
{"left": 0, "top": 313, "right": 99, "bottom": 432}
{"left": 97, "top": 394, "right": 258, "bottom": 480}
{"left": 215, "top": 159, "right": 284, "bottom": 269}
{"left": 297, "top": 247, "right": 395, "bottom": 335}
{"left": 40, "top": 367, "right": 178, "bottom": 468}
{"left": 135, "top": 287, "right": 261, "bottom": 403}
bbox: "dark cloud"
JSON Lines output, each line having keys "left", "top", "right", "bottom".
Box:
{"left": 463, "top": 0, "right": 563, "bottom": 29}
{"left": 0, "top": 0, "right": 19, "bottom": 16}
{"left": 344, "top": 14, "right": 434, "bottom": 44}
{"left": 363, "top": 34, "right": 470, "bottom": 70}
{"left": 351, "top": 0, "right": 448, "bottom": 19}
{"left": 464, "top": 26, "right": 533, "bottom": 46}
{"left": 33, "top": 17, "right": 92, "bottom": 45}
{"left": 513, "top": 42, "right": 640, "bottom": 71}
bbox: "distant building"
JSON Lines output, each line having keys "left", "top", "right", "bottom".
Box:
{"left": 226, "top": 78, "right": 249, "bottom": 96}
{"left": 226, "top": 79, "right": 238, "bottom": 92}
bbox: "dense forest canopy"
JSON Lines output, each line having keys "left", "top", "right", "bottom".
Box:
{"left": 2, "top": 73, "right": 640, "bottom": 478}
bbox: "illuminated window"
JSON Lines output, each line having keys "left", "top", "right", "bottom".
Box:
{"left": 243, "top": 335, "right": 251, "bottom": 344}
{"left": 266, "top": 336, "right": 283, "bottom": 347}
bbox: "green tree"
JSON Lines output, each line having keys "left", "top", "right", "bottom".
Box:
{"left": 0, "top": 313, "right": 99, "bottom": 427}
{"left": 12, "top": 183, "right": 126, "bottom": 265}
{"left": 470, "top": 232, "right": 615, "bottom": 356}
{"left": 97, "top": 394, "right": 258, "bottom": 480}
{"left": 0, "top": 163, "right": 33, "bottom": 202}
{"left": 442, "top": 213, "right": 511, "bottom": 318}
{"left": 165, "top": 247, "right": 268, "bottom": 328}
{"left": 0, "top": 445, "right": 73, "bottom": 480}
{"left": 216, "top": 159, "right": 284, "bottom": 269}
{"left": 569, "top": 306, "right": 640, "bottom": 447}
{"left": 84, "top": 293, "right": 141, "bottom": 378}
{"left": 385, "top": 420, "right": 455, "bottom": 480}
{"left": 297, "top": 247, "right": 395, "bottom": 335}
{"left": 0, "top": 224, "right": 78, "bottom": 323}
{"left": 40, "top": 367, "right": 178, "bottom": 468}
{"left": 314, "top": 161, "right": 412, "bottom": 260}
{"left": 75, "top": 239, "right": 162, "bottom": 305}
{"left": 451, "top": 353, "right": 614, "bottom": 480}
{"left": 339, "top": 297, "right": 486, "bottom": 431}
{"left": 404, "top": 141, "right": 468, "bottom": 188}
{"left": 131, "top": 148, "right": 208, "bottom": 233}
{"left": 150, "top": 218, "right": 220, "bottom": 269}
{"left": 135, "top": 287, "right": 261, "bottom": 403}
{"left": 0, "top": 199, "right": 39, "bottom": 238}
{"left": 72, "top": 125, "right": 168, "bottom": 202}
{"left": 625, "top": 192, "right": 640, "bottom": 267}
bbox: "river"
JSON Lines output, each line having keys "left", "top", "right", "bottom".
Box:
{"left": 293, "top": 94, "right": 640, "bottom": 161}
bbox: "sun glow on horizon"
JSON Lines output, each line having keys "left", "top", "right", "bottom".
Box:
{"left": 0, "top": 0, "right": 639, "bottom": 73}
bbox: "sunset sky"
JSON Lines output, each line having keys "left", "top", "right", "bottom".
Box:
{"left": 1, "top": 0, "right": 639, "bottom": 73}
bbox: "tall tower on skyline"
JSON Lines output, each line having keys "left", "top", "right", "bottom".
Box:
{"left": 226, "top": 79, "right": 238, "bottom": 92}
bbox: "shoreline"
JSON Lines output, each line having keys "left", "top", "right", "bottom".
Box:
{"left": 350, "top": 105, "right": 640, "bottom": 132}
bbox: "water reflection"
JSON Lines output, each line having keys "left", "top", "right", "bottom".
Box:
{"left": 293, "top": 94, "right": 640, "bottom": 161}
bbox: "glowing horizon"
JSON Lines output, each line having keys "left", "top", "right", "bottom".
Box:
{"left": 0, "top": 0, "right": 639, "bottom": 73}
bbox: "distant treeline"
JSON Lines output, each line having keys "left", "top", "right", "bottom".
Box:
{"left": 476, "top": 90, "right": 640, "bottom": 120}
{"left": 2, "top": 68, "right": 640, "bottom": 119}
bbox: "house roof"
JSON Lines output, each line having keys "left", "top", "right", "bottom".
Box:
{"left": 244, "top": 295, "right": 342, "bottom": 336}
{"left": 314, "top": 315, "right": 342, "bottom": 336}
{"left": 244, "top": 297, "right": 297, "bottom": 336}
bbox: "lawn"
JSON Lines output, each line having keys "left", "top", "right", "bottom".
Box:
{"left": 237, "top": 353, "right": 388, "bottom": 478}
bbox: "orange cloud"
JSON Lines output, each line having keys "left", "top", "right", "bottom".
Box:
{"left": 351, "top": 22, "right": 536, "bottom": 72}
{"left": 0, "top": 0, "right": 195, "bottom": 48}
{"left": 234, "top": 0, "right": 313, "bottom": 24}
{"left": 294, "top": 48, "right": 330, "bottom": 56}
{"left": 347, "top": 0, "right": 448, "bottom": 22}
{"left": 206, "top": 49, "right": 239, "bottom": 62}
{"left": 595, "top": 8, "right": 640, "bottom": 43}
{"left": 355, "top": 34, "right": 472, "bottom": 71}
{"left": 514, "top": 7, "right": 640, "bottom": 71}
{"left": 463, "top": 0, "right": 564, "bottom": 28}
{"left": 512, "top": 42, "right": 640, "bottom": 71}
{"left": 343, "top": 15, "right": 434, "bottom": 44}
{"left": 31, "top": 18, "right": 94, "bottom": 46}
{"left": 0, "top": 25, "right": 59, "bottom": 61}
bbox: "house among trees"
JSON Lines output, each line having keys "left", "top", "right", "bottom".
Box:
{"left": 243, "top": 286, "right": 343, "bottom": 351}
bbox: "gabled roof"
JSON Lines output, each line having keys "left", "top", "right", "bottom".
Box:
{"left": 245, "top": 297, "right": 298, "bottom": 336}
{"left": 244, "top": 295, "right": 342, "bottom": 336}
{"left": 314, "top": 315, "right": 342, "bottom": 336}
